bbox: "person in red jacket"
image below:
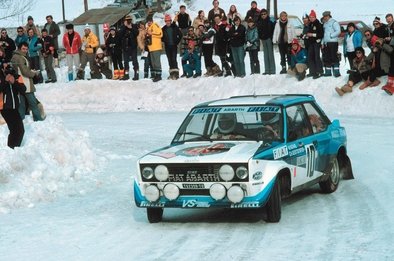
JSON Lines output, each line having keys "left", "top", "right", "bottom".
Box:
{"left": 62, "top": 23, "right": 82, "bottom": 81}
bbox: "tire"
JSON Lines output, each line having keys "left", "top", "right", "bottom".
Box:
{"left": 319, "top": 157, "right": 340, "bottom": 193}
{"left": 266, "top": 178, "right": 281, "bottom": 223}
{"left": 147, "top": 208, "right": 163, "bottom": 223}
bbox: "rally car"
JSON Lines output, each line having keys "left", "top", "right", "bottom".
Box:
{"left": 134, "top": 94, "right": 354, "bottom": 223}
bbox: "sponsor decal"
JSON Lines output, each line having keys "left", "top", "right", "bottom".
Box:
{"left": 247, "top": 106, "right": 280, "bottom": 113}
{"left": 252, "top": 171, "right": 263, "bottom": 180}
{"left": 176, "top": 143, "right": 235, "bottom": 157}
{"left": 182, "top": 200, "right": 210, "bottom": 208}
{"left": 252, "top": 181, "right": 264, "bottom": 186}
{"left": 140, "top": 201, "right": 165, "bottom": 207}
{"left": 150, "top": 152, "right": 177, "bottom": 159}
{"left": 273, "top": 146, "right": 289, "bottom": 159}
{"left": 182, "top": 184, "right": 205, "bottom": 189}
{"left": 289, "top": 147, "right": 305, "bottom": 157}
{"left": 168, "top": 173, "right": 220, "bottom": 182}
{"left": 192, "top": 107, "right": 222, "bottom": 114}
{"left": 230, "top": 202, "right": 260, "bottom": 208}
{"left": 223, "top": 107, "right": 246, "bottom": 112}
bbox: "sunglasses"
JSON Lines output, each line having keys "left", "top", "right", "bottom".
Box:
{"left": 17, "top": 30, "right": 23, "bottom": 33}
{"left": 1, "top": 32, "right": 6, "bottom": 34}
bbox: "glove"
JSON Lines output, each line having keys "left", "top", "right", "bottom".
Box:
{"left": 246, "top": 42, "right": 253, "bottom": 47}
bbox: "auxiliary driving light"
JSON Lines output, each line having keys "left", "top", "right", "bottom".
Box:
{"left": 235, "top": 166, "right": 248, "bottom": 179}
{"left": 219, "top": 164, "right": 235, "bottom": 181}
{"left": 227, "top": 186, "right": 245, "bottom": 203}
{"left": 145, "top": 185, "right": 160, "bottom": 202}
{"left": 142, "top": 167, "right": 154, "bottom": 179}
{"left": 154, "top": 165, "right": 169, "bottom": 181}
{"left": 163, "top": 183, "right": 180, "bottom": 200}
{"left": 209, "top": 183, "right": 226, "bottom": 200}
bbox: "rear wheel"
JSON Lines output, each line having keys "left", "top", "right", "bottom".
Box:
{"left": 319, "top": 157, "right": 340, "bottom": 193}
{"left": 147, "top": 208, "right": 163, "bottom": 223}
{"left": 266, "top": 178, "right": 281, "bottom": 223}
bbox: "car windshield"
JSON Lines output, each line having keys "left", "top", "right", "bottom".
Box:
{"left": 173, "top": 105, "right": 283, "bottom": 143}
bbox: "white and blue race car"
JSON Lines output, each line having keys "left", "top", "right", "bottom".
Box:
{"left": 134, "top": 95, "right": 354, "bottom": 223}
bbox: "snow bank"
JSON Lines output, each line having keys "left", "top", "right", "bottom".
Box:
{"left": 0, "top": 116, "right": 101, "bottom": 214}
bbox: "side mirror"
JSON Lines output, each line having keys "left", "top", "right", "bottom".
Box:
{"left": 331, "top": 119, "right": 340, "bottom": 127}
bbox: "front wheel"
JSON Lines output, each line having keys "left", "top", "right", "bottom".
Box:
{"left": 266, "top": 178, "right": 281, "bottom": 223}
{"left": 319, "top": 157, "right": 340, "bottom": 193}
{"left": 147, "top": 208, "right": 163, "bottom": 223}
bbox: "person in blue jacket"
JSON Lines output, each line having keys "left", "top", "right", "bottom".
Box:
{"left": 343, "top": 22, "right": 363, "bottom": 69}
{"left": 26, "top": 28, "right": 43, "bottom": 83}
{"left": 287, "top": 38, "right": 308, "bottom": 81}
{"left": 321, "top": 11, "right": 341, "bottom": 77}
{"left": 14, "top": 27, "right": 28, "bottom": 47}
{"left": 182, "top": 41, "right": 201, "bottom": 78}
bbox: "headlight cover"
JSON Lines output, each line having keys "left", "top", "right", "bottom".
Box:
{"left": 235, "top": 166, "right": 248, "bottom": 180}
{"left": 142, "top": 167, "right": 154, "bottom": 179}
{"left": 154, "top": 165, "right": 169, "bottom": 181}
{"left": 219, "top": 164, "right": 235, "bottom": 181}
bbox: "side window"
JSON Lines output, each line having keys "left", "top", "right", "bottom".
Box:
{"left": 286, "top": 105, "right": 312, "bottom": 141}
{"left": 304, "top": 103, "right": 327, "bottom": 133}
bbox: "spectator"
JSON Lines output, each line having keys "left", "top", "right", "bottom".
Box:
{"left": 15, "top": 27, "right": 28, "bottom": 48}
{"left": 180, "top": 26, "right": 200, "bottom": 77}
{"left": 95, "top": 48, "right": 112, "bottom": 79}
{"left": 182, "top": 41, "right": 201, "bottom": 78}
{"left": 287, "top": 38, "right": 308, "bottom": 81}
{"left": 372, "top": 17, "right": 388, "bottom": 39}
{"left": 200, "top": 19, "right": 221, "bottom": 76}
{"left": 382, "top": 38, "right": 394, "bottom": 95}
{"left": 321, "top": 11, "right": 341, "bottom": 77}
{"left": 335, "top": 47, "right": 372, "bottom": 96}
{"left": 174, "top": 5, "right": 192, "bottom": 36}
{"left": 343, "top": 22, "right": 363, "bottom": 69}
{"left": 40, "top": 28, "right": 57, "bottom": 83}
{"left": 136, "top": 22, "right": 152, "bottom": 79}
{"left": 0, "top": 46, "right": 6, "bottom": 68}
{"left": 0, "top": 29, "right": 16, "bottom": 63}
{"left": 77, "top": 24, "right": 100, "bottom": 80}
{"left": 25, "top": 16, "right": 40, "bottom": 38}
{"left": 146, "top": 15, "right": 163, "bottom": 82}
{"left": 245, "top": 17, "right": 260, "bottom": 74}
{"left": 305, "top": 10, "right": 324, "bottom": 79}
{"left": 119, "top": 15, "right": 140, "bottom": 80}
{"left": 44, "top": 15, "right": 60, "bottom": 67}
{"left": 192, "top": 10, "right": 206, "bottom": 32}
{"left": 245, "top": 1, "right": 260, "bottom": 23}
{"left": 162, "top": 14, "right": 183, "bottom": 80}
{"left": 229, "top": 16, "right": 246, "bottom": 77}
{"left": 62, "top": 23, "right": 82, "bottom": 81}
{"left": 227, "top": 4, "right": 242, "bottom": 26}
{"left": 11, "top": 42, "right": 45, "bottom": 121}
{"left": 208, "top": 0, "right": 226, "bottom": 26}
{"left": 385, "top": 13, "right": 394, "bottom": 43}
{"left": 26, "top": 28, "right": 43, "bottom": 84}
{"left": 214, "top": 15, "right": 232, "bottom": 77}
{"left": 273, "top": 11, "right": 296, "bottom": 74}
{"left": 300, "top": 13, "right": 310, "bottom": 50}
{"left": 0, "top": 63, "right": 26, "bottom": 148}
{"left": 257, "top": 9, "right": 276, "bottom": 75}
{"left": 107, "top": 26, "right": 124, "bottom": 80}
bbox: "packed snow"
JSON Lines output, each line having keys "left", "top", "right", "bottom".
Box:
{"left": 1, "top": 0, "right": 394, "bottom": 260}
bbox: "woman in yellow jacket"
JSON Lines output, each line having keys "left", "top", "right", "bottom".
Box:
{"left": 146, "top": 16, "right": 163, "bottom": 82}
{"left": 77, "top": 24, "right": 101, "bottom": 80}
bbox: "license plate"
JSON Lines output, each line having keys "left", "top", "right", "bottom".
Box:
{"left": 182, "top": 184, "right": 205, "bottom": 189}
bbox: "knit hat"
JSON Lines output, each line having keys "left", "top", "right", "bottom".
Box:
{"left": 291, "top": 38, "right": 299, "bottom": 45}
{"left": 164, "top": 14, "right": 172, "bottom": 21}
{"left": 85, "top": 24, "right": 91, "bottom": 30}
{"left": 96, "top": 48, "right": 104, "bottom": 55}
{"left": 110, "top": 26, "right": 116, "bottom": 31}
{"left": 188, "top": 41, "right": 195, "bottom": 48}
{"left": 27, "top": 16, "right": 33, "bottom": 21}
{"left": 260, "top": 9, "right": 268, "bottom": 14}
{"left": 322, "top": 11, "right": 331, "bottom": 17}
{"left": 373, "top": 17, "right": 381, "bottom": 24}
{"left": 309, "top": 10, "right": 316, "bottom": 18}
{"left": 65, "top": 23, "right": 74, "bottom": 30}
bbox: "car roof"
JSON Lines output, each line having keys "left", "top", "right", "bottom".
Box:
{"left": 194, "top": 94, "right": 316, "bottom": 108}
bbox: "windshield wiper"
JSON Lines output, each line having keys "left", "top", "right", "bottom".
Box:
{"left": 176, "top": 132, "right": 212, "bottom": 142}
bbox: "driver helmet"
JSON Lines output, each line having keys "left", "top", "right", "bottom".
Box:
{"left": 218, "top": 113, "right": 236, "bottom": 134}
{"left": 261, "top": 112, "right": 280, "bottom": 125}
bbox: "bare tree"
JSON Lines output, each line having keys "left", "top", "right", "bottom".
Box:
{"left": 0, "top": 0, "right": 37, "bottom": 21}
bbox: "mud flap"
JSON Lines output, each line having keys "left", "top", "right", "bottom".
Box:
{"left": 341, "top": 155, "right": 354, "bottom": 180}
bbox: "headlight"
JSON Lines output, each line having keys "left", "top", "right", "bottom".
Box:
{"left": 142, "top": 167, "right": 154, "bottom": 179}
{"left": 145, "top": 185, "right": 160, "bottom": 202}
{"left": 163, "top": 183, "right": 180, "bottom": 201}
{"left": 154, "top": 165, "right": 169, "bottom": 181}
{"left": 219, "top": 164, "right": 235, "bottom": 181}
{"left": 235, "top": 166, "right": 248, "bottom": 180}
{"left": 227, "top": 185, "right": 245, "bottom": 203}
{"left": 209, "top": 183, "right": 226, "bottom": 200}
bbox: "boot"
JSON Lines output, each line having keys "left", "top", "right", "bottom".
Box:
{"left": 279, "top": 66, "right": 286, "bottom": 74}
{"left": 193, "top": 72, "right": 202, "bottom": 78}
{"left": 298, "top": 71, "right": 306, "bottom": 81}
{"left": 76, "top": 69, "right": 84, "bottom": 80}
{"left": 254, "top": 64, "right": 260, "bottom": 74}
{"left": 132, "top": 70, "right": 139, "bottom": 81}
{"left": 342, "top": 84, "right": 353, "bottom": 93}
{"left": 204, "top": 67, "right": 212, "bottom": 76}
{"left": 359, "top": 79, "right": 372, "bottom": 90}
{"left": 369, "top": 79, "right": 381, "bottom": 87}
{"left": 173, "top": 69, "right": 179, "bottom": 79}
{"left": 333, "top": 63, "right": 341, "bottom": 77}
{"left": 211, "top": 65, "right": 222, "bottom": 76}
{"left": 382, "top": 76, "right": 394, "bottom": 95}
{"left": 335, "top": 87, "right": 345, "bottom": 96}
{"left": 144, "top": 71, "right": 149, "bottom": 79}
{"left": 118, "top": 69, "right": 125, "bottom": 80}
{"left": 152, "top": 71, "right": 162, "bottom": 82}
{"left": 54, "top": 58, "right": 59, "bottom": 68}
{"left": 323, "top": 66, "right": 332, "bottom": 77}
{"left": 113, "top": 70, "right": 119, "bottom": 80}
{"left": 120, "top": 70, "right": 129, "bottom": 80}
{"left": 68, "top": 72, "right": 73, "bottom": 82}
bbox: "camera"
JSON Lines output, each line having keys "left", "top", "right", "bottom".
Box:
{"left": 4, "top": 64, "right": 19, "bottom": 79}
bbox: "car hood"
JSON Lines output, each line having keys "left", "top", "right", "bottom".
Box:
{"left": 139, "top": 141, "right": 264, "bottom": 164}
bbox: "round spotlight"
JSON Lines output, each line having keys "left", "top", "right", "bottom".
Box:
{"left": 163, "top": 183, "right": 180, "bottom": 201}
{"left": 219, "top": 164, "right": 235, "bottom": 181}
{"left": 145, "top": 185, "right": 160, "bottom": 202}
{"left": 142, "top": 167, "right": 154, "bottom": 179}
{"left": 227, "top": 186, "right": 245, "bottom": 203}
{"left": 154, "top": 165, "right": 169, "bottom": 181}
{"left": 209, "top": 183, "right": 226, "bottom": 200}
{"left": 236, "top": 166, "right": 248, "bottom": 180}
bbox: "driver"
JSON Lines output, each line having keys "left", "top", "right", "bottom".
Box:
{"left": 261, "top": 112, "right": 281, "bottom": 139}
{"left": 210, "top": 113, "right": 245, "bottom": 139}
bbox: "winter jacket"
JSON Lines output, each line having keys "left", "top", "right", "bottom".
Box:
{"left": 15, "top": 34, "right": 28, "bottom": 47}
{"left": 106, "top": 33, "right": 123, "bottom": 55}
{"left": 373, "top": 24, "right": 388, "bottom": 39}
{"left": 257, "top": 17, "right": 275, "bottom": 40}
{"left": 208, "top": 8, "right": 226, "bottom": 25}
{"left": 229, "top": 24, "right": 246, "bottom": 48}
{"left": 343, "top": 30, "right": 363, "bottom": 56}
{"left": 182, "top": 50, "right": 201, "bottom": 68}
{"left": 273, "top": 20, "right": 296, "bottom": 44}
{"left": 162, "top": 23, "right": 183, "bottom": 46}
{"left": 25, "top": 23, "right": 41, "bottom": 37}
{"left": 41, "top": 35, "right": 55, "bottom": 56}
{"left": 0, "top": 74, "right": 26, "bottom": 110}
{"left": 306, "top": 19, "right": 324, "bottom": 44}
{"left": 290, "top": 47, "right": 307, "bottom": 68}
{"left": 27, "top": 35, "right": 42, "bottom": 57}
{"left": 43, "top": 21, "right": 61, "bottom": 49}
{"left": 245, "top": 8, "right": 261, "bottom": 23}
{"left": 0, "top": 35, "right": 16, "bottom": 62}
{"left": 245, "top": 25, "right": 259, "bottom": 50}
{"left": 366, "top": 42, "right": 393, "bottom": 73}
{"left": 119, "top": 24, "right": 139, "bottom": 50}
{"left": 214, "top": 22, "right": 230, "bottom": 56}
{"left": 175, "top": 12, "right": 192, "bottom": 29}
{"left": 352, "top": 56, "right": 371, "bottom": 74}
{"left": 201, "top": 27, "right": 216, "bottom": 45}
{"left": 81, "top": 32, "right": 99, "bottom": 54}
{"left": 10, "top": 50, "right": 36, "bottom": 93}
{"left": 147, "top": 22, "right": 163, "bottom": 52}
{"left": 322, "top": 18, "right": 341, "bottom": 44}
{"left": 62, "top": 31, "right": 82, "bottom": 54}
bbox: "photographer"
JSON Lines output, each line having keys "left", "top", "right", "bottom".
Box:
{"left": 0, "top": 29, "right": 16, "bottom": 63}
{"left": 0, "top": 65, "right": 26, "bottom": 148}
{"left": 119, "top": 15, "right": 140, "bottom": 81}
